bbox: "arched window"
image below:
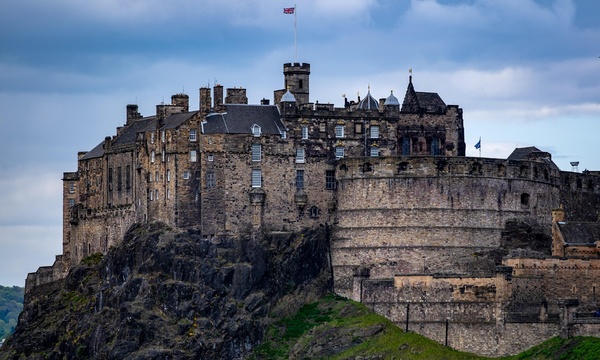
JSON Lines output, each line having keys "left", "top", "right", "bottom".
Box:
{"left": 309, "top": 206, "right": 320, "bottom": 218}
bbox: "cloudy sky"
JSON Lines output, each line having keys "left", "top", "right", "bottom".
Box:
{"left": 1, "top": 0, "right": 599, "bottom": 286}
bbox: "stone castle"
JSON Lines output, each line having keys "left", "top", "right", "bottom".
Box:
{"left": 26, "top": 62, "right": 600, "bottom": 356}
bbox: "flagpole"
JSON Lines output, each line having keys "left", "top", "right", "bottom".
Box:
{"left": 479, "top": 137, "right": 481, "bottom": 157}
{"left": 294, "top": 4, "right": 297, "bottom": 62}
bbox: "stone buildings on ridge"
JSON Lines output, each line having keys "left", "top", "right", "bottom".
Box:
{"left": 27, "top": 62, "right": 600, "bottom": 356}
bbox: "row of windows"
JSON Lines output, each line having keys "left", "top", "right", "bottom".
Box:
{"left": 300, "top": 124, "right": 380, "bottom": 140}
{"left": 150, "top": 129, "right": 197, "bottom": 144}
{"left": 249, "top": 169, "right": 336, "bottom": 190}
{"left": 252, "top": 144, "right": 378, "bottom": 163}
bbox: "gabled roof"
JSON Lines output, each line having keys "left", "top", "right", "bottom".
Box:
{"left": 80, "top": 111, "right": 199, "bottom": 161}
{"left": 558, "top": 222, "right": 600, "bottom": 245}
{"left": 203, "top": 104, "right": 285, "bottom": 135}
{"left": 401, "top": 77, "right": 446, "bottom": 113}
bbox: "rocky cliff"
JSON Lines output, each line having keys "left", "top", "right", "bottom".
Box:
{"left": 0, "top": 223, "right": 331, "bottom": 359}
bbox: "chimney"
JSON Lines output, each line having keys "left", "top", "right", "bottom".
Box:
{"left": 126, "top": 104, "right": 141, "bottom": 125}
{"left": 199, "top": 87, "right": 212, "bottom": 116}
{"left": 225, "top": 87, "right": 248, "bottom": 104}
{"left": 261, "top": 98, "right": 270, "bottom": 105}
{"left": 171, "top": 93, "right": 189, "bottom": 112}
{"left": 214, "top": 84, "right": 224, "bottom": 112}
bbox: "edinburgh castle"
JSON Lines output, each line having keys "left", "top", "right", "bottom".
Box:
{"left": 25, "top": 63, "right": 600, "bottom": 356}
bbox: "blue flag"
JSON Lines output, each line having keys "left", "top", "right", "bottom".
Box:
{"left": 474, "top": 139, "right": 481, "bottom": 149}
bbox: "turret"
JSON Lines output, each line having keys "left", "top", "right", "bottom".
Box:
{"left": 283, "top": 62, "right": 310, "bottom": 105}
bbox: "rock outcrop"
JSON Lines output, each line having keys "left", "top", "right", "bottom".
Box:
{"left": 0, "top": 223, "right": 331, "bottom": 359}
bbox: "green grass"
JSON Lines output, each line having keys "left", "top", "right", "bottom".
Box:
{"left": 251, "top": 294, "right": 600, "bottom": 360}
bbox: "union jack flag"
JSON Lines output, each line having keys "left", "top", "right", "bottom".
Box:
{"left": 283, "top": 7, "right": 295, "bottom": 14}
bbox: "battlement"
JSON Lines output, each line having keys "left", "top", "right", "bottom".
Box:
{"left": 337, "top": 155, "right": 561, "bottom": 185}
{"left": 283, "top": 62, "right": 311, "bottom": 72}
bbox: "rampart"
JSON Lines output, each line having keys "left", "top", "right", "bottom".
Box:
{"left": 332, "top": 155, "right": 561, "bottom": 297}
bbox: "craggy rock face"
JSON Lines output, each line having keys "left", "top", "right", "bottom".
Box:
{"left": 1, "top": 223, "right": 331, "bottom": 360}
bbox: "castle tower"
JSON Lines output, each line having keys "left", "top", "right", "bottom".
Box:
{"left": 283, "top": 62, "right": 310, "bottom": 105}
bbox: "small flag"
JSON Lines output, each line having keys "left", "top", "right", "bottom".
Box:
{"left": 283, "top": 7, "right": 295, "bottom": 14}
{"left": 474, "top": 139, "right": 481, "bottom": 150}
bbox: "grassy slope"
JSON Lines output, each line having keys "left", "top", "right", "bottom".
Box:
{"left": 252, "top": 294, "right": 600, "bottom": 360}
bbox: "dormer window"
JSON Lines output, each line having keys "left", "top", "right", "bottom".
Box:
{"left": 251, "top": 124, "right": 261, "bottom": 137}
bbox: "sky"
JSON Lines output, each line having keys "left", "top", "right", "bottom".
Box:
{"left": 0, "top": 0, "right": 599, "bottom": 287}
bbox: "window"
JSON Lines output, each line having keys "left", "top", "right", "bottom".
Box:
{"left": 296, "top": 170, "right": 305, "bottom": 189}
{"left": 296, "top": 148, "right": 305, "bottom": 163}
{"left": 430, "top": 138, "right": 439, "bottom": 155}
{"left": 190, "top": 150, "right": 197, "bottom": 162}
{"left": 521, "top": 193, "right": 530, "bottom": 207}
{"left": 155, "top": 171, "right": 159, "bottom": 182}
{"left": 161, "top": 130, "right": 166, "bottom": 143}
{"left": 126, "top": 165, "right": 131, "bottom": 189}
{"left": 251, "top": 124, "right": 261, "bottom": 137}
{"left": 310, "top": 206, "right": 320, "bottom": 218}
{"left": 325, "top": 170, "right": 336, "bottom": 190}
{"left": 68, "top": 182, "right": 75, "bottom": 194}
{"left": 190, "top": 129, "right": 197, "bottom": 142}
{"left": 149, "top": 190, "right": 153, "bottom": 201}
{"left": 252, "top": 144, "right": 262, "bottom": 162}
{"left": 301, "top": 126, "right": 309, "bottom": 140}
{"left": 335, "top": 146, "right": 344, "bottom": 159}
{"left": 150, "top": 132, "right": 155, "bottom": 144}
{"left": 151, "top": 151, "right": 155, "bottom": 163}
{"left": 108, "top": 168, "right": 113, "bottom": 191}
{"left": 281, "top": 131, "right": 287, "bottom": 139}
{"left": 207, "top": 154, "right": 214, "bottom": 162}
{"left": 319, "top": 123, "right": 326, "bottom": 133}
{"left": 401, "top": 138, "right": 410, "bottom": 156}
{"left": 68, "top": 199, "right": 75, "bottom": 207}
{"left": 117, "top": 167, "right": 122, "bottom": 191}
{"left": 155, "top": 189, "right": 159, "bottom": 200}
{"left": 167, "top": 169, "right": 171, "bottom": 182}
{"left": 370, "top": 147, "right": 379, "bottom": 157}
{"left": 252, "top": 169, "right": 262, "bottom": 188}
{"left": 167, "top": 189, "right": 170, "bottom": 199}
{"left": 206, "top": 171, "right": 215, "bottom": 188}
{"left": 370, "top": 125, "right": 379, "bottom": 139}
{"left": 335, "top": 125, "right": 345, "bottom": 138}
{"left": 162, "top": 150, "right": 165, "bottom": 162}
{"left": 183, "top": 171, "right": 190, "bottom": 179}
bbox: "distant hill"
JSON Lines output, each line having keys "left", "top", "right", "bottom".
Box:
{"left": 0, "top": 286, "right": 24, "bottom": 341}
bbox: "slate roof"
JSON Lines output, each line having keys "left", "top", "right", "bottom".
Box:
{"left": 507, "top": 146, "right": 543, "bottom": 161}
{"left": 203, "top": 104, "right": 285, "bottom": 135}
{"left": 401, "top": 78, "right": 446, "bottom": 113}
{"left": 80, "top": 112, "right": 198, "bottom": 160}
{"left": 357, "top": 89, "right": 380, "bottom": 111}
{"left": 558, "top": 222, "right": 600, "bottom": 245}
{"left": 384, "top": 90, "right": 400, "bottom": 106}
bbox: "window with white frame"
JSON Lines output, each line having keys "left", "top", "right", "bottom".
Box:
{"left": 167, "top": 169, "right": 171, "bottom": 182}
{"left": 69, "top": 182, "right": 75, "bottom": 193}
{"left": 251, "top": 169, "right": 262, "bottom": 188}
{"left": 296, "top": 148, "right": 305, "bottom": 163}
{"left": 301, "top": 126, "right": 309, "bottom": 139}
{"left": 149, "top": 190, "right": 153, "bottom": 201}
{"left": 167, "top": 189, "right": 170, "bottom": 199}
{"left": 296, "top": 169, "right": 305, "bottom": 189}
{"left": 370, "top": 147, "right": 379, "bottom": 157}
{"left": 190, "top": 150, "right": 197, "bottom": 162}
{"left": 335, "top": 146, "right": 344, "bottom": 158}
{"left": 370, "top": 125, "right": 379, "bottom": 139}
{"left": 162, "top": 150, "right": 165, "bottom": 162}
{"left": 335, "top": 125, "right": 345, "bottom": 138}
{"left": 183, "top": 170, "right": 190, "bottom": 179}
{"left": 251, "top": 124, "right": 261, "bottom": 137}
{"left": 208, "top": 154, "right": 214, "bottom": 162}
{"left": 190, "top": 129, "right": 197, "bottom": 142}
{"left": 155, "top": 189, "right": 159, "bottom": 200}
{"left": 150, "top": 132, "right": 155, "bottom": 144}
{"left": 252, "top": 144, "right": 262, "bottom": 162}
{"left": 281, "top": 131, "right": 287, "bottom": 139}
{"left": 155, "top": 171, "right": 159, "bottom": 182}
{"left": 151, "top": 151, "right": 155, "bottom": 163}
{"left": 161, "top": 130, "right": 165, "bottom": 143}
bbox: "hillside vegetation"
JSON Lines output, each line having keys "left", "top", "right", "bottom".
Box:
{"left": 0, "top": 286, "right": 23, "bottom": 341}
{"left": 253, "top": 294, "right": 600, "bottom": 360}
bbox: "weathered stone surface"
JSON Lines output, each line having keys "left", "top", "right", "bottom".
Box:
{"left": 1, "top": 223, "right": 331, "bottom": 359}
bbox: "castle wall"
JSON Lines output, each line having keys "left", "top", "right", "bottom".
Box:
{"left": 333, "top": 156, "right": 561, "bottom": 298}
